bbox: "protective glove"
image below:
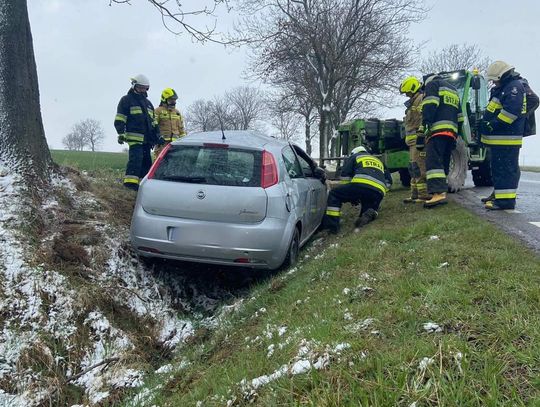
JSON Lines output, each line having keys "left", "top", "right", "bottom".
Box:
{"left": 480, "top": 120, "right": 494, "bottom": 134}
{"left": 416, "top": 125, "right": 430, "bottom": 151}
{"left": 156, "top": 137, "right": 166, "bottom": 146}
{"left": 415, "top": 134, "right": 425, "bottom": 151}
{"left": 117, "top": 134, "right": 126, "bottom": 145}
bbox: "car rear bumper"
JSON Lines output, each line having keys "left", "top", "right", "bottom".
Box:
{"left": 130, "top": 206, "right": 293, "bottom": 269}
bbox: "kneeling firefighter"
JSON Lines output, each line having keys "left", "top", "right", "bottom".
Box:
{"left": 399, "top": 76, "right": 429, "bottom": 203}
{"left": 419, "top": 73, "right": 461, "bottom": 208}
{"left": 322, "top": 146, "right": 393, "bottom": 234}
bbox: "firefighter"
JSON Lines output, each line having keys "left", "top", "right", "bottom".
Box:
{"left": 480, "top": 61, "right": 527, "bottom": 210}
{"left": 154, "top": 88, "right": 186, "bottom": 158}
{"left": 114, "top": 74, "right": 163, "bottom": 191}
{"left": 322, "top": 146, "right": 392, "bottom": 234}
{"left": 419, "top": 73, "right": 460, "bottom": 208}
{"left": 399, "top": 76, "right": 429, "bottom": 203}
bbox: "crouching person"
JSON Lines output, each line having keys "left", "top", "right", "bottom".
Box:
{"left": 322, "top": 146, "right": 392, "bottom": 234}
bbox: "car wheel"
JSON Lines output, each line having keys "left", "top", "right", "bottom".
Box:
{"left": 281, "top": 227, "right": 300, "bottom": 270}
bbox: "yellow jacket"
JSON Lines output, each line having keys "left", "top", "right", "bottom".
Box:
{"left": 404, "top": 92, "right": 423, "bottom": 146}
{"left": 155, "top": 105, "right": 186, "bottom": 141}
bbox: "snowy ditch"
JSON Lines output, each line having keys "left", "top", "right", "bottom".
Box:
{"left": 0, "top": 168, "right": 233, "bottom": 406}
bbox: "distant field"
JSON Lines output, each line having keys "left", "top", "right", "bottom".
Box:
{"left": 521, "top": 166, "right": 540, "bottom": 172}
{"left": 51, "top": 150, "right": 127, "bottom": 171}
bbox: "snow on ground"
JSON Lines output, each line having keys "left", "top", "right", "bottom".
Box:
{"left": 0, "top": 168, "right": 196, "bottom": 405}
{"left": 218, "top": 339, "right": 352, "bottom": 405}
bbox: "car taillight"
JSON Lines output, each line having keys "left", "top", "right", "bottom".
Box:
{"left": 261, "top": 150, "right": 278, "bottom": 188}
{"left": 147, "top": 143, "right": 172, "bottom": 179}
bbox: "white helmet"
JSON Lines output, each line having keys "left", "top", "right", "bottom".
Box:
{"left": 130, "top": 74, "right": 150, "bottom": 87}
{"left": 486, "top": 61, "right": 514, "bottom": 82}
{"left": 351, "top": 145, "right": 367, "bottom": 155}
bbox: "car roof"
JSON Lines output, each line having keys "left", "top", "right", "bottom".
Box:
{"left": 173, "top": 130, "right": 289, "bottom": 150}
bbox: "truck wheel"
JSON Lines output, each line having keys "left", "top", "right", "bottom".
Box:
{"left": 398, "top": 169, "right": 411, "bottom": 188}
{"left": 472, "top": 150, "right": 493, "bottom": 187}
{"left": 447, "top": 138, "right": 468, "bottom": 193}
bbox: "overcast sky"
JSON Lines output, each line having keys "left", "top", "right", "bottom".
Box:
{"left": 28, "top": 0, "right": 540, "bottom": 165}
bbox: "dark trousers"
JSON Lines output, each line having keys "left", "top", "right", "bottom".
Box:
{"left": 490, "top": 146, "right": 520, "bottom": 209}
{"left": 124, "top": 143, "right": 152, "bottom": 189}
{"left": 425, "top": 136, "right": 456, "bottom": 194}
{"left": 323, "top": 184, "right": 383, "bottom": 231}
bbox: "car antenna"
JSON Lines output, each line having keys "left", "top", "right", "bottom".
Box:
{"left": 218, "top": 118, "right": 226, "bottom": 141}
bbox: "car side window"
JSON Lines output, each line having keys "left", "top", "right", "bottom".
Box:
{"left": 296, "top": 155, "right": 314, "bottom": 177}
{"left": 282, "top": 146, "right": 304, "bottom": 179}
{"left": 292, "top": 146, "right": 316, "bottom": 177}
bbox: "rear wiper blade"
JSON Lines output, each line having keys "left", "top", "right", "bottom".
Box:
{"left": 160, "top": 176, "right": 207, "bottom": 183}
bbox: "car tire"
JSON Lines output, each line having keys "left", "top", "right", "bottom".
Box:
{"left": 447, "top": 137, "right": 468, "bottom": 193}
{"left": 280, "top": 227, "right": 300, "bottom": 270}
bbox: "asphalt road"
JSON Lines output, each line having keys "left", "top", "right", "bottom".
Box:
{"left": 452, "top": 171, "right": 540, "bottom": 253}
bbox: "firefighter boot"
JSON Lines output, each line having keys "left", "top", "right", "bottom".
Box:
{"left": 481, "top": 191, "right": 495, "bottom": 203}
{"left": 423, "top": 192, "right": 447, "bottom": 208}
{"left": 403, "top": 197, "right": 418, "bottom": 204}
{"left": 403, "top": 185, "right": 418, "bottom": 204}
{"left": 355, "top": 208, "right": 378, "bottom": 228}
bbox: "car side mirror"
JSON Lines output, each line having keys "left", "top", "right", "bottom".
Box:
{"left": 314, "top": 167, "right": 327, "bottom": 183}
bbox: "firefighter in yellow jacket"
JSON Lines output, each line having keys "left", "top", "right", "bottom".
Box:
{"left": 400, "top": 76, "right": 429, "bottom": 203}
{"left": 154, "top": 88, "right": 186, "bottom": 157}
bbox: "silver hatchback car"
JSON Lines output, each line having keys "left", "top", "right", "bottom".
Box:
{"left": 130, "top": 130, "right": 327, "bottom": 270}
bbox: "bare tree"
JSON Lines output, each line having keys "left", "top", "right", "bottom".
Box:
{"left": 109, "top": 0, "right": 233, "bottom": 44}
{"left": 238, "top": 0, "right": 424, "bottom": 160}
{"left": 186, "top": 99, "right": 220, "bottom": 132}
{"left": 62, "top": 132, "right": 85, "bottom": 151}
{"left": 186, "top": 87, "right": 267, "bottom": 132}
{"left": 61, "top": 119, "right": 105, "bottom": 151}
{"left": 226, "top": 86, "right": 266, "bottom": 130}
{"left": 419, "top": 43, "right": 491, "bottom": 74}
{"left": 1, "top": 0, "right": 236, "bottom": 189}
{"left": 267, "top": 93, "right": 301, "bottom": 141}
{"left": 81, "top": 118, "right": 105, "bottom": 152}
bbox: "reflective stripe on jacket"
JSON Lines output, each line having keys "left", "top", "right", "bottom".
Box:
{"left": 339, "top": 152, "right": 392, "bottom": 195}
{"left": 481, "top": 75, "right": 526, "bottom": 146}
{"left": 155, "top": 105, "right": 186, "bottom": 141}
{"left": 114, "top": 89, "right": 160, "bottom": 145}
{"left": 421, "top": 79, "right": 460, "bottom": 136}
{"left": 404, "top": 92, "right": 424, "bottom": 146}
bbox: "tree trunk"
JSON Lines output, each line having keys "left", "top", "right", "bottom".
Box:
{"left": 0, "top": 0, "right": 51, "bottom": 182}
{"left": 318, "top": 110, "right": 331, "bottom": 164}
{"left": 304, "top": 119, "right": 311, "bottom": 156}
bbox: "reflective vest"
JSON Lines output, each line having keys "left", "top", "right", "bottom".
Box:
{"left": 339, "top": 152, "right": 392, "bottom": 195}
{"left": 154, "top": 105, "right": 186, "bottom": 142}
{"left": 421, "top": 78, "right": 460, "bottom": 137}
{"left": 481, "top": 76, "right": 526, "bottom": 147}
{"left": 114, "top": 89, "right": 160, "bottom": 145}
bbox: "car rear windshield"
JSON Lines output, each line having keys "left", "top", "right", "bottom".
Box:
{"left": 153, "top": 145, "right": 263, "bottom": 187}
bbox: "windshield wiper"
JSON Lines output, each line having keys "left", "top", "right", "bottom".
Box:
{"left": 160, "top": 175, "right": 207, "bottom": 183}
